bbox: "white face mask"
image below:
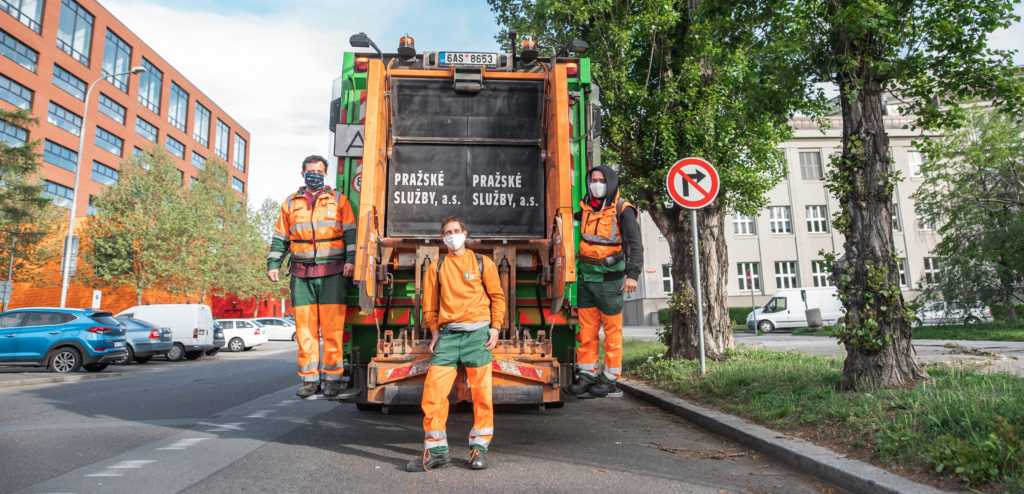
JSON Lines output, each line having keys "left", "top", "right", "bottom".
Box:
{"left": 589, "top": 182, "right": 607, "bottom": 199}
{"left": 443, "top": 233, "right": 466, "bottom": 250}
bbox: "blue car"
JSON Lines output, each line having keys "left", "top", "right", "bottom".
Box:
{"left": 0, "top": 307, "right": 127, "bottom": 373}
{"left": 113, "top": 317, "right": 173, "bottom": 364}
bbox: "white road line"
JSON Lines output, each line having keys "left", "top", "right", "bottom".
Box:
{"left": 243, "top": 409, "right": 273, "bottom": 418}
{"left": 204, "top": 422, "right": 246, "bottom": 432}
{"left": 157, "top": 437, "right": 209, "bottom": 450}
{"left": 274, "top": 399, "right": 300, "bottom": 406}
{"left": 109, "top": 460, "right": 156, "bottom": 469}
{"left": 84, "top": 471, "right": 122, "bottom": 477}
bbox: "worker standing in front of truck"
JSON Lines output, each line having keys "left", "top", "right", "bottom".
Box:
{"left": 408, "top": 216, "right": 506, "bottom": 472}
{"left": 567, "top": 165, "right": 643, "bottom": 398}
{"left": 267, "top": 155, "right": 358, "bottom": 399}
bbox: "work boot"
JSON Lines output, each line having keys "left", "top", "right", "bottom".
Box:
{"left": 565, "top": 379, "right": 592, "bottom": 396}
{"left": 322, "top": 381, "right": 342, "bottom": 398}
{"left": 296, "top": 382, "right": 318, "bottom": 398}
{"left": 467, "top": 449, "right": 488, "bottom": 470}
{"left": 406, "top": 450, "right": 452, "bottom": 472}
{"left": 587, "top": 381, "right": 614, "bottom": 397}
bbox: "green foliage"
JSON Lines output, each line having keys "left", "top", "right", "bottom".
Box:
{"left": 912, "top": 107, "right": 1024, "bottom": 315}
{"left": 656, "top": 290, "right": 694, "bottom": 347}
{"left": 624, "top": 340, "right": 1024, "bottom": 490}
{"left": 621, "top": 338, "right": 667, "bottom": 371}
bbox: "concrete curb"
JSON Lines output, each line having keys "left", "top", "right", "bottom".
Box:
{"left": 0, "top": 371, "right": 122, "bottom": 389}
{"left": 618, "top": 378, "right": 948, "bottom": 494}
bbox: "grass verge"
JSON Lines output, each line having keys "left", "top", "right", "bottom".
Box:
{"left": 793, "top": 323, "right": 1024, "bottom": 341}
{"left": 623, "top": 338, "right": 1024, "bottom": 492}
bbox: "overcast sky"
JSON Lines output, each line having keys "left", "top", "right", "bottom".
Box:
{"left": 100, "top": 0, "right": 1024, "bottom": 209}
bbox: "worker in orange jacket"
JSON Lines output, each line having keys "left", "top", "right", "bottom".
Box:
{"left": 267, "top": 155, "right": 358, "bottom": 399}
{"left": 566, "top": 165, "right": 643, "bottom": 398}
{"left": 408, "top": 216, "right": 506, "bottom": 472}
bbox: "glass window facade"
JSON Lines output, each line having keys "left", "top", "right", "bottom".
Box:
{"left": 898, "top": 257, "right": 909, "bottom": 286}
{"left": 191, "top": 151, "right": 205, "bottom": 169}
{"left": 0, "top": 73, "right": 33, "bottom": 109}
{"left": 137, "top": 57, "right": 162, "bottom": 113}
{"left": 97, "top": 92, "right": 125, "bottom": 124}
{"left": 87, "top": 195, "right": 97, "bottom": 216}
{"left": 42, "top": 180, "right": 74, "bottom": 208}
{"left": 1, "top": 0, "right": 45, "bottom": 32}
{"left": 43, "top": 139, "right": 77, "bottom": 172}
{"left": 661, "top": 264, "right": 673, "bottom": 293}
{"left": 56, "top": 0, "right": 93, "bottom": 66}
{"left": 135, "top": 116, "right": 157, "bottom": 142}
{"left": 215, "top": 119, "right": 229, "bottom": 159}
{"left": 0, "top": 119, "right": 28, "bottom": 146}
{"left": 812, "top": 260, "right": 833, "bottom": 287}
{"left": 193, "top": 101, "right": 210, "bottom": 147}
{"left": 732, "top": 213, "right": 756, "bottom": 235}
{"left": 0, "top": 27, "right": 38, "bottom": 71}
{"left": 47, "top": 101, "right": 82, "bottom": 136}
{"left": 736, "top": 262, "right": 761, "bottom": 291}
{"left": 52, "top": 64, "right": 85, "bottom": 100}
{"left": 907, "top": 150, "right": 923, "bottom": 177}
{"left": 768, "top": 206, "right": 791, "bottom": 234}
{"left": 101, "top": 29, "right": 132, "bottom": 92}
{"left": 91, "top": 160, "right": 118, "bottom": 185}
{"left": 799, "top": 151, "right": 823, "bottom": 180}
{"left": 231, "top": 176, "right": 244, "bottom": 194}
{"left": 94, "top": 126, "right": 123, "bottom": 156}
{"left": 891, "top": 203, "right": 902, "bottom": 231}
{"left": 168, "top": 82, "right": 188, "bottom": 132}
{"left": 923, "top": 257, "right": 941, "bottom": 285}
{"left": 165, "top": 135, "right": 184, "bottom": 159}
{"left": 233, "top": 134, "right": 246, "bottom": 171}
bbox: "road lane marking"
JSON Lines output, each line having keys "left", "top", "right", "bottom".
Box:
{"left": 243, "top": 410, "right": 273, "bottom": 418}
{"left": 109, "top": 460, "right": 156, "bottom": 469}
{"left": 157, "top": 437, "right": 209, "bottom": 450}
{"left": 204, "top": 422, "right": 246, "bottom": 432}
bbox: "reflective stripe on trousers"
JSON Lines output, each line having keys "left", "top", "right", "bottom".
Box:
{"left": 421, "top": 364, "right": 494, "bottom": 451}
{"left": 577, "top": 306, "right": 623, "bottom": 382}
{"left": 424, "top": 430, "right": 448, "bottom": 450}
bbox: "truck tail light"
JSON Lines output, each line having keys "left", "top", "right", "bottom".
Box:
{"left": 566, "top": 62, "right": 578, "bottom": 76}
{"left": 149, "top": 329, "right": 161, "bottom": 339}
{"left": 355, "top": 57, "right": 369, "bottom": 72}
{"left": 193, "top": 328, "right": 199, "bottom": 339}
{"left": 87, "top": 326, "right": 114, "bottom": 334}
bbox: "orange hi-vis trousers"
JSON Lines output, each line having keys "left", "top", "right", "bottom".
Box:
{"left": 577, "top": 306, "right": 623, "bottom": 383}
{"left": 421, "top": 327, "right": 495, "bottom": 453}
{"left": 291, "top": 273, "right": 347, "bottom": 382}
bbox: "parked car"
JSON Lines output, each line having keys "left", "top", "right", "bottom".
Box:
{"left": 216, "top": 319, "right": 269, "bottom": 352}
{"left": 912, "top": 301, "right": 994, "bottom": 327}
{"left": 252, "top": 317, "right": 296, "bottom": 341}
{"left": 0, "top": 307, "right": 127, "bottom": 373}
{"left": 746, "top": 287, "right": 845, "bottom": 333}
{"left": 206, "top": 322, "right": 225, "bottom": 356}
{"left": 113, "top": 317, "right": 172, "bottom": 364}
{"left": 116, "top": 304, "right": 216, "bottom": 361}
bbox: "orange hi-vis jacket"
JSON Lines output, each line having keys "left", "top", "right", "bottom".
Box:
{"left": 268, "top": 187, "right": 357, "bottom": 268}
{"left": 577, "top": 191, "right": 637, "bottom": 263}
{"left": 423, "top": 250, "right": 506, "bottom": 331}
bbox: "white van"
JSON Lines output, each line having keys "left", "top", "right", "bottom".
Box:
{"left": 746, "top": 287, "right": 845, "bottom": 333}
{"left": 116, "top": 304, "right": 216, "bottom": 361}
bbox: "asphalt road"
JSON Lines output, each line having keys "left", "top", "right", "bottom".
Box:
{"left": 0, "top": 341, "right": 843, "bottom": 494}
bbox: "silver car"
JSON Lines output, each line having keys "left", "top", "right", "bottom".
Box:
{"left": 114, "top": 317, "right": 173, "bottom": 364}
{"left": 252, "top": 317, "right": 296, "bottom": 341}
{"left": 912, "top": 301, "right": 994, "bottom": 327}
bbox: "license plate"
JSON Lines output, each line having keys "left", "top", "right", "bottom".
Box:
{"left": 114, "top": 341, "right": 124, "bottom": 348}
{"left": 439, "top": 52, "right": 498, "bottom": 67}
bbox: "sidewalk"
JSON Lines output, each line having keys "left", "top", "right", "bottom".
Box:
{"left": 0, "top": 367, "right": 122, "bottom": 388}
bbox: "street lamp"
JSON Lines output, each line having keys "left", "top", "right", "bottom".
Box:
{"left": 59, "top": 65, "right": 146, "bottom": 308}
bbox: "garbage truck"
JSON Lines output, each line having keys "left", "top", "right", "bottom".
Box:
{"left": 328, "top": 34, "right": 599, "bottom": 411}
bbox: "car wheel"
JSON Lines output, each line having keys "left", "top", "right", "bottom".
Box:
{"left": 134, "top": 355, "right": 152, "bottom": 364}
{"left": 291, "top": 333, "right": 296, "bottom": 342}
{"left": 116, "top": 345, "right": 135, "bottom": 365}
{"left": 228, "top": 337, "right": 245, "bottom": 352}
{"left": 83, "top": 363, "right": 108, "bottom": 372}
{"left": 757, "top": 320, "right": 774, "bottom": 333}
{"left": 964, "top": 316, "right": 980, "bottom": 325}
{"left": 911, "top": 318, "right": 922, "bottom": 328}
{"left": 167, "top": 343, "right": 185, "bottom": 362}
{"left": 48, "top": 347, "right": 82, "bottom": 373}
{"left": 184, "top": 351, "right": 202, "bottom": 360}
{"left": 204, "top": 348, "right": 220, "bottom": 357}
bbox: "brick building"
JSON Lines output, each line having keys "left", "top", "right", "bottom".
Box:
{"left": 1, "top": 0, "right": 250, "bottom": 311}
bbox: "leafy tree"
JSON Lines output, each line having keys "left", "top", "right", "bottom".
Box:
{"left": 913, "top": 107, "right": 1024, "bottom": 320}
{"left": 489, "top": 0, "right": 821, "bottom": 358}
{"left": 0, "top": 109, "right": 62, "bottom": 303}
{"left": 737, "top": 0, "right": 1021, "bottom": 388}
{"left": 181, "top": 158, "right": 247, "bottom": 300}
{"left": 84, "top": 147, "right": 194, "bottom": 304}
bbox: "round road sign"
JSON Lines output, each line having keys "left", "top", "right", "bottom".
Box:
{"left": 666, "top": 157, "right": 720, "bottom": 209}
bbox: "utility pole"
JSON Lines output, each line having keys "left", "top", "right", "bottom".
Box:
{"left": 3, "top": 234, "right": 15, "bottom": 312}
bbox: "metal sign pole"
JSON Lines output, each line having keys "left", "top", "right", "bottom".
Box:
{"left": 691, "top": 209, "right": 706, "bottom": 375}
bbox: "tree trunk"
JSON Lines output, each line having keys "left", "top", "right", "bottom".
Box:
{"left": 833, "top": 78, "right": 928, "bottom": 389}
{"left": 648, "top": 197, "right": 734, "bottom": 360}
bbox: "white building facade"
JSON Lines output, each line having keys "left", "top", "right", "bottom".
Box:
{"left": 624, "top": 114, "right": 942, "bottom": 326}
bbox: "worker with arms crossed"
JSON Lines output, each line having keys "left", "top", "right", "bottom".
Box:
{"left": 567, "top": 165, "right": 643, "bottom": 398}
{"left": 408, "top": 216, "right": 506, "bottom": 472}
{"left": 267, "top": 155, "right": 358, "bottom": 399}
